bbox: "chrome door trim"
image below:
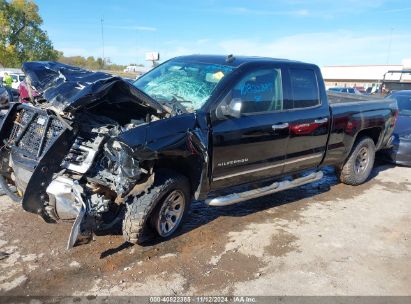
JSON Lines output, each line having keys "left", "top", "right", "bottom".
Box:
{"left": 213, "top": 152, "right": 324, "bottom": 181}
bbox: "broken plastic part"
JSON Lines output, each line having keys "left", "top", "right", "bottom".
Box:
{"left": 67, "top": 182, "right": 88, "bottom": 249}
{"left": 67, "top": 203, "right": 86, "bottom": 250}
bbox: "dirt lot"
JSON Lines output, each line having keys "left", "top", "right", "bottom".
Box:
{"left": 0, "top": 164, "right": 410, "bottom": 296}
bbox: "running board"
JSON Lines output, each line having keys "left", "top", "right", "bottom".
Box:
{"left": 205, "top": 171, "right": 323, "bottom": 207}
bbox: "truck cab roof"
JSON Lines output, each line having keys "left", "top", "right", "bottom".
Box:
{"left": 172, "top": 54, "right": 311, "bottom": 68}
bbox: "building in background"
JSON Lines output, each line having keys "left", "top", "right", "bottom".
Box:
{"left": 321, "top": 59, "right": 411, "bottom": 92}
{"left": 321, "top": 64, "right": 399, "bottom": 89}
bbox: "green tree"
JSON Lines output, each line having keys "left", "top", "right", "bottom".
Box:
{"left": 96, "top": 57, "right": 104, "bottom": 69}
{"left": 57, "top": 54, "right": 126, "bottom": 71}
{"left": 0, "top": 0, "right": 59, "bottom": 68}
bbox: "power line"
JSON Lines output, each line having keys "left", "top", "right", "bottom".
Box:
{"left": 101, "top": 18, "right": 105, "bottom": 68}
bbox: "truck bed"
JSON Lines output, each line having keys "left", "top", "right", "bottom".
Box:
{"left": 323, "top": 95, "right": 397, "bottom": 167}
{"left": 327, "top": 91, "right": 385, "bottom": 104}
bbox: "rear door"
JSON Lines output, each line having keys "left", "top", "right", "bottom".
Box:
{"left": 210, "top": 64, "right": 291, "bottom": 190}
{"left": 283, "top": 66, "right": 331, "bottom": 174}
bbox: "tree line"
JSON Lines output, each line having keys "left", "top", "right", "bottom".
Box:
{"left": 0, "top": 0, "right": 126, "bottom": 71}
{"left": 57, "top": 54, "right": 126, "bottom": 71}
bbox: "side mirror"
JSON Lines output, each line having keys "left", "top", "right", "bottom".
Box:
{"left": 219, "top": 98, "right": 242, "bottom": 119}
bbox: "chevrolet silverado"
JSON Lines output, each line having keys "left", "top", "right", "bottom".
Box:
{"left": 0, "top": 55, "right": 398, "bottom": 248}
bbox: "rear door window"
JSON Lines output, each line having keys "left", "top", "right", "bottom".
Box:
{"left": 290, "top": 69, "right": 320, "bottom": 109}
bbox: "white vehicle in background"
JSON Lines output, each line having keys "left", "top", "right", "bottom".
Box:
{"left": 123, "top": 65, "right": 151, "bottom": 75}
{"left": 10, "top": 73, "right": 25, "bottom": 90}
{"left": 0, "top": 70, "right": 25, "bottom": 90}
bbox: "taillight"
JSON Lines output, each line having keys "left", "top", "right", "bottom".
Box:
{"left": 391, "top": 109, "right": 399, "bottom": 127}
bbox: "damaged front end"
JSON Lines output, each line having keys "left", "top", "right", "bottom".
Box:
{"left": 0, "top": 61, "right": 209, "bottom": 248}
{"left": 0, "top": 62, "right": 162, "bottom": 248}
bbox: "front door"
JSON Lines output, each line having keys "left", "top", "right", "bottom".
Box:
{"left": 210, "top": 65, "right": 291, "bottom": 190}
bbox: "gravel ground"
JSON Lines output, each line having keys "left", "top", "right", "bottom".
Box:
{"left": 0, "top": 164, "right": 410, "bottom": 296}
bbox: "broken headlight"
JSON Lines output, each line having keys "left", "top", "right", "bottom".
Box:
{"left": 113, "top": 141, "right": 140, "bottom": 179}
{"left": 102, "top": 140, "right": 142, "bottom": 195}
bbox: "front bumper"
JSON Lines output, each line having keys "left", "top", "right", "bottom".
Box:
{"left": 46, "top": 176, "right": 83, "bottom": 220}
{"left": 0, "top": 103, "right": 74, "bottom": 220}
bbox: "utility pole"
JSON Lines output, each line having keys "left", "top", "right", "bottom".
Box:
{"left": 386, "top": 27, "right": 394, "bottom": 65}
{"left": 101, "top": 18, "right": 105, "bottom": 68}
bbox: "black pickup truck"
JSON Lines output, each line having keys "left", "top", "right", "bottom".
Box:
{"left": 0, "top": 55, "right": 397, "bottom": 248}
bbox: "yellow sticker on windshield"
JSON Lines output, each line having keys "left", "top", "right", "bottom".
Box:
{"left": 213, "top": 71, "right": 225, "bottom": 80}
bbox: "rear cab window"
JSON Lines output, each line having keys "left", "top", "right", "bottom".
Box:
{"left": 289, "top": 68, "right": 320, "bottom": 109}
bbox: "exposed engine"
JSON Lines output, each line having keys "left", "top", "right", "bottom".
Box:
{"left": 44, "top": 111, "right": 154, "bottom": 224}
{"left": 0, "top": 99, "right": 160, "bottom": 248}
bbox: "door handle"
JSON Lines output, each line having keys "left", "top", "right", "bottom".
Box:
{"left": 314, "top": 118, "right": 328, "bottom": 124}
{"left": 272, "top": 122, "right": 289, "bottom": 130}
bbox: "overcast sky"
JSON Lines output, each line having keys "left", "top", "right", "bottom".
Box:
{"left": 36, "top": 0, "right": 411, "bottom": 66}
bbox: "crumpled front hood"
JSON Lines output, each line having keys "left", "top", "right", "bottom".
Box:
{"left": 22, "top": 61, "right": 165, "bottom": 114}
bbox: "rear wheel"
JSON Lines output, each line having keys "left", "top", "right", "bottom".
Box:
{"left": 339, "top": 137, "right": 376, "bottom": 185}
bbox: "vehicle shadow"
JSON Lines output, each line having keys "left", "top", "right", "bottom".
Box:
{"left": 368, "top": 160, "right": 396, "bottom": 179}
{"left": 100, "top": 242, "right": 133, "bottom": 259}
{"left": 99, "top": 162, "right": 395, "bottom": 258}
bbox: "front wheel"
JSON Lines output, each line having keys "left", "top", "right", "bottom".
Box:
{"left": 339, "top": 136, "right": 376, "bottom": 185}
{"left": 122, "top": 170, "right": 190, "bottom": 244}
{"left": 151, "top": 189, "right": 187, "bottom": 238}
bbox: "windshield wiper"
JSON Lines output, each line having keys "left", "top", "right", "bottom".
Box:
{"left": 170, "top": 96, "right": 189, "bottom": 115}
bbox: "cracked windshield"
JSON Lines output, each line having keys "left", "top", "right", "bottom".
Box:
{"left": 133, "top": 60, "right": 234, "bottom": 112}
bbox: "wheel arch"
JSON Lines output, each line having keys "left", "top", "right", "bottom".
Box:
{"left": 153, "top": 155, "right": 203, "bottom": 198}
{"left": 354, "top": 127, "right": 382, "bottom": 146}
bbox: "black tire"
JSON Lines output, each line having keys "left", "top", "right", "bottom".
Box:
{"left": 122, "top": 170, "right": 190, "bottom": 244}
{"left": 339, "top": 136, "right": 376, "bottom": 185}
